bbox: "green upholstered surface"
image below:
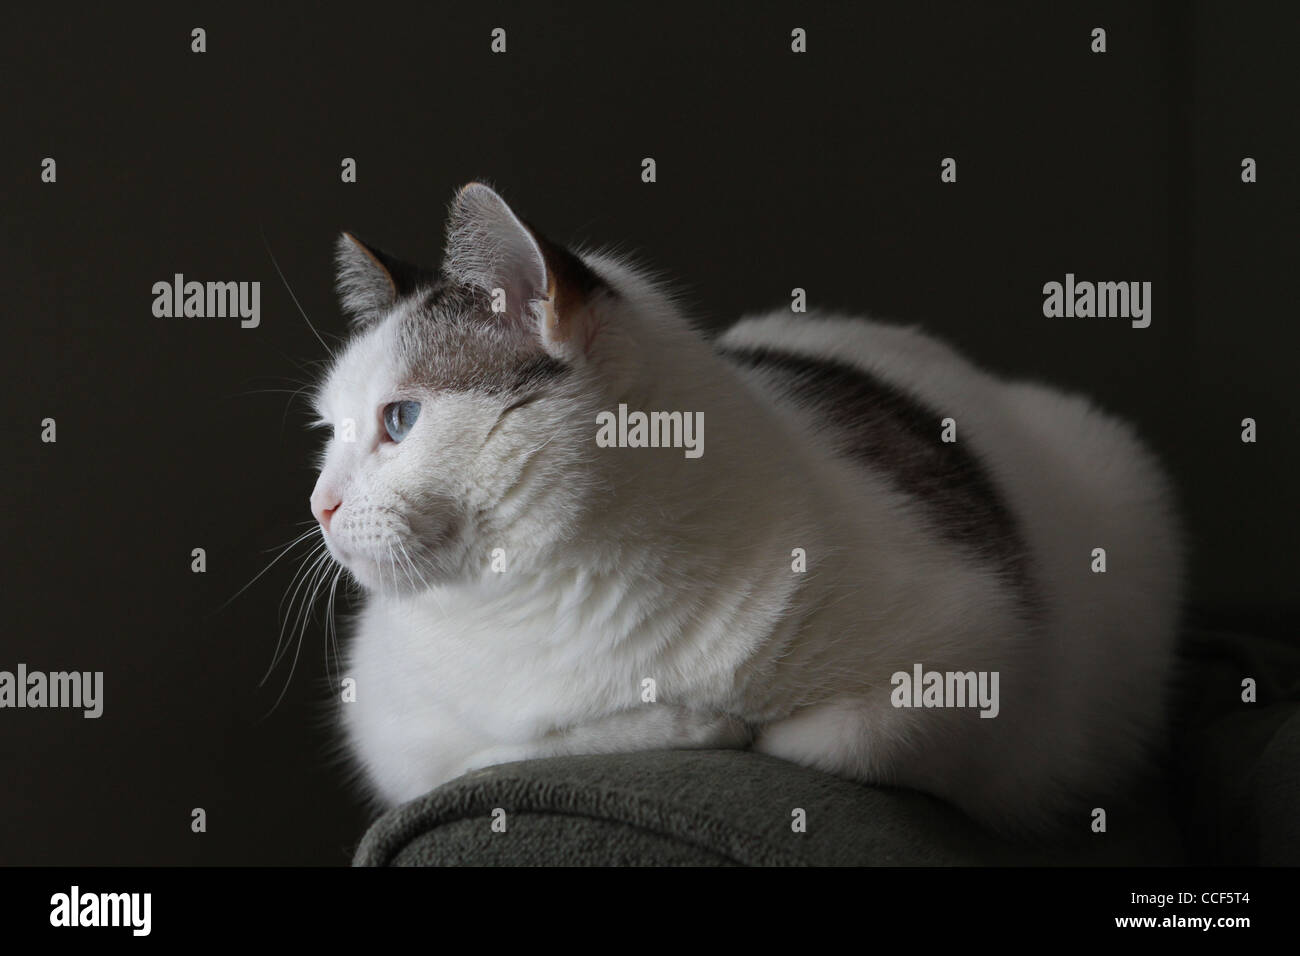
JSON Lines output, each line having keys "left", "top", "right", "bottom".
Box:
{"left": 354, "top": 748, "right": 1185, "bottom": 867}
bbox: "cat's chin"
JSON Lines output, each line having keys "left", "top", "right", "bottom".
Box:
{"left": 347, "top": 562, "right": 447, "bottom": 597}
{"left": 330, "top": 537, "right": 466, "bottom": 596}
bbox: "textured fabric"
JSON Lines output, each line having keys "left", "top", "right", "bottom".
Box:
{"left": 353, "top": 749, "right": 1184, "bottom": 867}
{"left": 1173, "top": 629, "right": 1300, "bottom": 865}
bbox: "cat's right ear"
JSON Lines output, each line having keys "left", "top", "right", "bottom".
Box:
{"left": 334, "top": 232, "right": 423, "bottom": 326}
{"left": 443, "top": 183, "right": 610, "bottom": 362}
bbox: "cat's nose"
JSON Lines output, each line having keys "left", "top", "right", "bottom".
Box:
{"left": 311, "top": 482, "right": 342, "bottom": 532}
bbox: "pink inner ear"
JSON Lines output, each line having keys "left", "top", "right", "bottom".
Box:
{"left": 445, "top": 183, "right": 609, "bottom": 357}
{"left": 527, "top": 237, "right": 609, "bottom": 357}
{"left": 541, "top": 274, "right": 565, "bottom": 342}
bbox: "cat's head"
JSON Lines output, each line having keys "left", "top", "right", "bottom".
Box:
{"left": 309, "top": 183, "right": 650, "bottom": 593}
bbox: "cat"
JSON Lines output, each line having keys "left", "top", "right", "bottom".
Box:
{"left": 309, "top": 182, "right": 1182, "bottom": 835}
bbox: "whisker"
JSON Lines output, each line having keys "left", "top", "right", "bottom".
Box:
{"left": 386, "top": 545, "right": 399, "bottom": 594}
{"left": 284, "top": 550, "right": 333, "bottom": 661}
{"left": 324, "top": 564, "right": 344, "bottom": 689}
{"left": 263, "top": 549, "right": 337, "bottom": 718}
{"left": 260, "top": 227, "right": 337, "bottom": 359}
{"left": 401, "top": 541, "right": 447, "bottom": 616}
{"left": 214, "top": 525, "right": 322, "bottom": 615}
{"left": 262, "top": 543, "right": 329, "bottom": 686}
{"left": 398, "top": 541, "right": 430, "bottom": 592}
{"left": 394, "top": 542, "right": 418, "bottom": 592}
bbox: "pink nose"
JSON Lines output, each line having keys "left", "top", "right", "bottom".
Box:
{"left": 311, "top": 483, "right": 342, "bottom": 532}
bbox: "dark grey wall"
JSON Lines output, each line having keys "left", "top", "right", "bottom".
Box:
{"left": 1, "top": 1, "right": 1294, "bottom": 864}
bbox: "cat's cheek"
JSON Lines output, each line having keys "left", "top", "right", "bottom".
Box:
{"left": 404, "top": 496, "right": 464, "bottom": 548}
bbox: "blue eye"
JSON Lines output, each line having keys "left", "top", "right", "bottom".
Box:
{"left": 382, "top": 401, "right": 421, "bottom": 442}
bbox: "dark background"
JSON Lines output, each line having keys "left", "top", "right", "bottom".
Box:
{"left": 1, "top": 1, "right": 1294, "bottom": 864}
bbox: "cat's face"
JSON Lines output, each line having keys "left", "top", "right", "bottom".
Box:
{"left": 309, "top": 184, "right": 613, "bottom": 594}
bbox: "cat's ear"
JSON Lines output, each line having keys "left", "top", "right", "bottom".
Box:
{"left": 335, "top": 232, "right": 424, "bottom": 326}
{"left": 443, "top": 182, "right": 607, "bottom": 359}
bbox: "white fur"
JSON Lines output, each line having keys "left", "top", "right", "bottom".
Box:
{"left": 312, "top": 188, "right": 1182, "bottom": 834}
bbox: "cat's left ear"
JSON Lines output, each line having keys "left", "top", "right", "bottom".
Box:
{"left": 335, "top": 232, "right": 426, "bottom": 327}
{"left": 443, "top": 182, "right": 608, "bottom": 360}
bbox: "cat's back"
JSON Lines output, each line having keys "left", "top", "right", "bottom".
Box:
{"left": 715, "top": 311, "right": 1181, "bottom": 606}
{"left": 716, "top": 314, "right": 1030, "bottom": 576}
{"left": 716, "top": 312, "right": 1182, "bottom": 829}
{"left": 716, "top": 312, "right": 1002, "bottom": 423}
{"left": 715, "top": 312, "right": 1177, "bottom": 548}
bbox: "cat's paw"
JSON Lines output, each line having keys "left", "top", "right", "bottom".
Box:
{"left": 454, "top": 744, "right": 539, "bottom": 779}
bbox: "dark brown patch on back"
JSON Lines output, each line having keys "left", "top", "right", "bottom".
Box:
{"left": 720, "top": 345, "right": 1031, "bottom": 589}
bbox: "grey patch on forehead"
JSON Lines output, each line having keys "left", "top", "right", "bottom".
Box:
{"left": 388, "top": 280, "right": 570, "bottom": 395}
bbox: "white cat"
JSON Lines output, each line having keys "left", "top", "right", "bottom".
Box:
{"left": 309, "top": 183, "right": 1182, "bottom": 834}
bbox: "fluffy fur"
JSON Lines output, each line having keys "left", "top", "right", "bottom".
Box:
{"left": 309, "top": 183, "right": 1182, "bottom": 834}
